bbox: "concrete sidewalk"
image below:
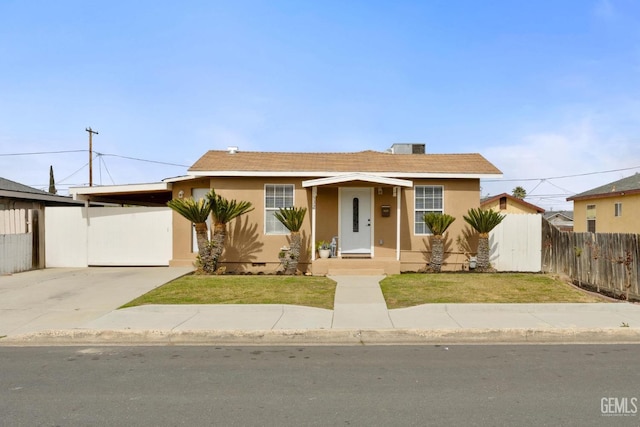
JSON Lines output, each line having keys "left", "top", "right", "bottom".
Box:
{"left": 2, "top": 269, "right": 640, "bottom": 345}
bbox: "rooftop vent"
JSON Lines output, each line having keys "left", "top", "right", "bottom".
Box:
{"left": 389, "top": 143, "right": 426, "bottom": 154}
{"left": 227, "top": 146, "right": 239, "bottom": 154}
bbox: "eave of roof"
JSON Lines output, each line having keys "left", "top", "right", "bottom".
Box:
{"left": 69, "top": 182, "right": 171, "bottom": 197}
{"left": 302, "top": 173, "right": 413, "bottom": 188}
{"left": 0, "top": 189, "right": 84, "bottom": 205}
{"left": 567, "top": 188, "right": 640, "bottom": 202}
{"left": 190, "top": 170, "right": 502, "bottom": 179}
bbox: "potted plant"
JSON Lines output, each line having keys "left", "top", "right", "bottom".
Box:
{"left": 316, "top": 240, "right": 331, "bottom": 259}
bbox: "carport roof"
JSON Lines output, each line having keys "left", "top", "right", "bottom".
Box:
{"left": 69, "top": 182, "right": 173, "bottom": 206}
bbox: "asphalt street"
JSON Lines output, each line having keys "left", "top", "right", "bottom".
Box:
{"left": 2, "top": 345, "right": 640, "bottom": 426}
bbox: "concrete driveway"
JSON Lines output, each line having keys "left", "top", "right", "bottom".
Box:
{"left": 0, "top": 267, "right": 193, "bottom": 336}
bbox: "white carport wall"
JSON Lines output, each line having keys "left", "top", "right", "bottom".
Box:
{"left": 303, "top": 174, "right": 412, "bottom": 261}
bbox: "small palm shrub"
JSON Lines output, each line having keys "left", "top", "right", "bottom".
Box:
{"left": 463, "top": 208, "right": 505, "bottom": 270}
{"left": 423, "top": 212, "right": 456, "bottom": 272}
{"left": 274, "top": 207, "right": 307, "bottom": 274}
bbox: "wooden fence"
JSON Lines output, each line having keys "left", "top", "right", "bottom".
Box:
{"left": 542, "top": 219, "right": 640, "bottom": 301}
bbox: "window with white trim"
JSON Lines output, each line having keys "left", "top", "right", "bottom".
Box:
{"left": 615, "top": 202, "right": 622, "bottom": 217}
{"left": 414, "top": 185, "right": 444, "bottom": 234}
{"left": 586, "top": 204, "right": 596, "bottom": 233}
{"left": 265, "top": 184, "right": 294, "bottom": 234}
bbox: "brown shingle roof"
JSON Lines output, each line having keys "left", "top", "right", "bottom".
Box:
{"left": 567, "top": 173, "right": 640, "bottom": 201}
{"left": 189, "top": 150, "right": 502, "bottom": 176}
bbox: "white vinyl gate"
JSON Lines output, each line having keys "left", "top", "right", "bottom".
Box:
{"left": 489, "top": 214, "right": 542, "bottom": 272}
{"left": 45, "top": 206, "right": 172, "bottom": 267}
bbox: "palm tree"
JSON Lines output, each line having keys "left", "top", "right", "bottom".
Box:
{"left": 422, "top": 212, "right": 456, "bottom": 272}
{"left": 463, "top": 208, "right": 505, "bottom": 270}
{"left": 167, "top": 196, "right": 214, "bottom": 273}
{"left": 512, "top": 186, "right": 527, "bottom": 199}
{"left": 207, "top": 189, "right": 254, "bottom": 272}
{"left": 274, "top": 206, "right": 307, "bottom": 274}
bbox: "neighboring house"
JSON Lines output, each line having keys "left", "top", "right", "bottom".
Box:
{"left": 567, "top": 173, "right": 640, "bottom": 233}
{"left": 1, "top": 176, "right": 92, "bottom": 271}
{"left": 70, "top": 144, "right": 502, "bottom": 274}
{"left": 543, "top": 210, "right": 573, "bottom": 232}
{"left": 481, "top": 193, "right": 545, "bottom": 215}
{"left": 0, "top": 177, "right": 87, "bottom": 210}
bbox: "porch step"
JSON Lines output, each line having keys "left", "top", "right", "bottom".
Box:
{"left": 328, "top": 268, "right": 386, "bottom": 276}
{"left": 313, "top": 257, "right": 400, "bottom": 276}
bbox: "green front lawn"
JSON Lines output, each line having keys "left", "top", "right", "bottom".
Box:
{"left": 122, "top": 272, "right": 606, "bottom": 310}
{"left": 121, "top": 275, "right": 337, "bottom": 309}
{"left": 380, "top": 273, "right": 605, "bottom": 308}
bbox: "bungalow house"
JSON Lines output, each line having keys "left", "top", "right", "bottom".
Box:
{"left": 70, "top": 144, "right": 502, "bottom": 274}
{"left": 567, "top": 173, "right": 640, "bottom": 233}
{"left": 480, "top": 193, "right": 545, "bottom": 215}
{"left": 543, "top": 210, "right": 573, "bottom": 232}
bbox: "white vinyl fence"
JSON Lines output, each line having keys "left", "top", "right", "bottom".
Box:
{"left": 45, "top": 206, "right": 172, "bottom": 267}
{"left": 489, "top": 214, "right": 542, "bottom": 272}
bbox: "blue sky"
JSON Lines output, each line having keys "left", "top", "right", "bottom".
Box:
{"left": 1, "top": 0, "right": 639, "bottom": 210}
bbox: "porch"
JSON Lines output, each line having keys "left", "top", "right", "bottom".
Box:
{"left": 303, "top": 173, "right": 413, "bottom": 269}
{"left": 311, "top": 256, "right": 401, "bottom": 276}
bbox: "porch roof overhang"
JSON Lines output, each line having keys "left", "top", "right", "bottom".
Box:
{"left": 302, "top": 173, "right": 413, "bottom": 188}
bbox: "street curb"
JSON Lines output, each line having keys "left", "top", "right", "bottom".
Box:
{"left": 2, "top": 328, "right": 640, "bottom": 346}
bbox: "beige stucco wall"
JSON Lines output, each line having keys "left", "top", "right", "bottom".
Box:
{"left": 169, "top": 177, "right": 482, "bottom": 273}
{"left": 400, "top": 179, "right": 480, "bottom": 271}
{"left": 572, "top": 194, "right": 640, "bottom": 233}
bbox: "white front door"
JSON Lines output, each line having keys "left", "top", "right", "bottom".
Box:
{"left": 340, "top": 188, "right": 372, "bottom": 254}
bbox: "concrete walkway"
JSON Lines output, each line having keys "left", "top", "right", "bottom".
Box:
{"left": 331, "top": 275, "right": 392, "bottom": 329}
{"left": 2, "top": 268, "right": 640, "bottom": 345}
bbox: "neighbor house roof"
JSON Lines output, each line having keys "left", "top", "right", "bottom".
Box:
{"left": 0, "top": 176, "right": 85, "bottom": 205}
{"left": 481, "top": 193, "right": 545, "bottom": 213}
{"left": 567, "top": 173, "right": 640, "bottom": 202}
{"left": 0, "top": 177, "right": 49, "bottom": 195}
{"left": 189, "top": 150, "right": 503, "bottom": 179}
{"left": 543, "top": 210, "right": 573, "bottom": 221}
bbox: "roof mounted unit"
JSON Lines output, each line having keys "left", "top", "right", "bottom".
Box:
{"left": 227, "top": 146, "right": 239, "bottom": 154}
{"left": 389, "top": 143, "right": 426, "bottom": 154}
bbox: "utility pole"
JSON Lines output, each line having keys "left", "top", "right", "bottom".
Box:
{"left": 85, "top": 127, "right": 98, "bottom": 186}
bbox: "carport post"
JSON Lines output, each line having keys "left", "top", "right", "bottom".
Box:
{"left": 395, "top": 186, "right": 401, "bottom": 261}
{"left": 311, "top": 186, "right": 317, "bottom": 261}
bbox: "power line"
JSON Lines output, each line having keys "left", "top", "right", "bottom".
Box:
{"left": 0, "top": 150, "right": 87, "bottom": 156}
{"left": 0, "top": 149, "right": 190, "bottom": 168}
{"left": 483, "top": 164, "right": 640, "bottom": 182}
{"left": 58, "top": 162, "right": 90, "bottom": 185}
{"left": 97, "top": 152, "right": 190, "bottom": 168}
